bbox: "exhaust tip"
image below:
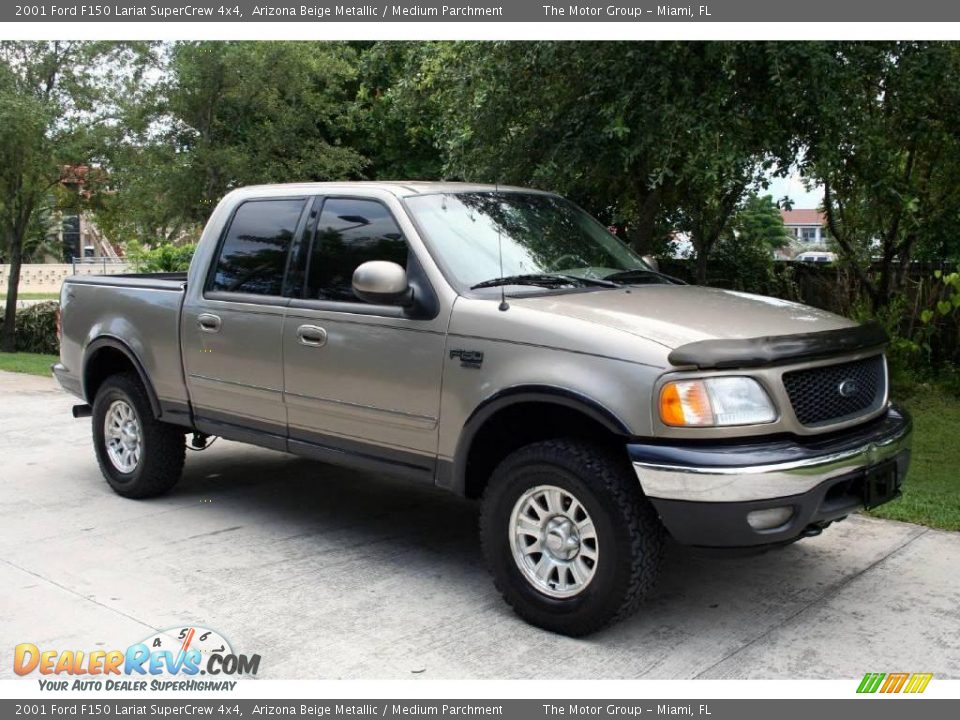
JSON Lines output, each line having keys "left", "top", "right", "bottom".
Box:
{"left": 72, "top": 404, "right": 93, "bottom": 419}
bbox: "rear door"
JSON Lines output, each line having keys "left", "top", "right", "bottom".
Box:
{"left": 281, "top": 195, "right": 447, "bottom": 480}
{"left": 181, "top": 196, "right": 310, "bottom": 449}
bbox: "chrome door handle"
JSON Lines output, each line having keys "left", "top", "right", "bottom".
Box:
{"left": 297, "top": 324, "right": 327, "bottom": 347}
{"left": 198, "top": 313, "right": 221, "bottom": 333}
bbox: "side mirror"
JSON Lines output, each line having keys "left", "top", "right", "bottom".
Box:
{"left": 352, "top": 261, "right": 413, "bottom": 306}
{"left": 642, "top": 255, "right": 660, "bottom": 273}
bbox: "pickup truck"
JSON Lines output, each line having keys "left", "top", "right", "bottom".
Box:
{"left": 54, "top": 182, "right": 911, "bottom": 636}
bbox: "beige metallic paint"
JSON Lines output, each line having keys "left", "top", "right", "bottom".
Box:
{"left": 59, "top": 182, "right": 893, "bottom": 496}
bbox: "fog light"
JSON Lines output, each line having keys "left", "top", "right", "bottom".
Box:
{"left": 746, "top": 507, "right": 794, "bottom": 530}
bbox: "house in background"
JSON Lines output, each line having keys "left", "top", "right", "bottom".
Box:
{"left": 54, "top": 165, "right": 120, "bottom": 263}
{"left": 781, "top": 209, "right": 830, "bottom": 247}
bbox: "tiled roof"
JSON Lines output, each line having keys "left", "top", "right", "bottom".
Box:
{"left": 781, "top": 209, "right": 825, "bottom": 226}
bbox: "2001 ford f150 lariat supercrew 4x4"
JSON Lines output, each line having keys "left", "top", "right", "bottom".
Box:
{"left": 55, "top": 182, "right": 911, "bottom": 635}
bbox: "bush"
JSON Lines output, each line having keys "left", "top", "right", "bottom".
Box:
{"left": 125, "top": 240, "right": 197, "bottom": 272}
{"left": 0, "top": 301, "right": 59, "bottom": 354}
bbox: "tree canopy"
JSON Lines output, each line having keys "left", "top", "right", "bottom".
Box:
{"left": 3, "top": 40, "right": 960, "bottom": 348}
{"left": 0, "top": 41, "right": 151, "bottom": 351}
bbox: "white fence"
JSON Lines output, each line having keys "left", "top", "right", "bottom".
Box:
{"left": 0, "top": 260, "right": 133, "bottom": 295}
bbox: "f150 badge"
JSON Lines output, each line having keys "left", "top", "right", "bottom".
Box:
{"left": 450, "top": 349, "right": 484, "bottom": 369}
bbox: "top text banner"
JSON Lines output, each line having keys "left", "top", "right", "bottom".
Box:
{"left": 6, "top": 0, "right": 960, "bottom": 23}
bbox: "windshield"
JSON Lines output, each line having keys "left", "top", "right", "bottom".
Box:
{"left": 404, "top": 192, "right": 661, "bottom": 291}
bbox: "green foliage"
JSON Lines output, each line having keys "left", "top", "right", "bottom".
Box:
{"left": 792, "top": 42, "right": 960, "bottom": 308}
{"left": 124, "top": 241, "right": 196, "bottom": 272}
{"left": 925, "top": 270, "right": 960, "bottom": 319}
{"left": 847, "top": 266, "right": 960, "bottom": 386}
{"left": 5, "top": 40, "right": 960, "bottom": 371}
{"left": 0, "top": 301, "right": 59, "bottom": 355}
{"left": 734, "top": 194, "right": 792, "bottom": 251}
{"left": 350, "top": 41, "right": 445, "bottom": 180}
{"left": 392, "top": 42, "right": 796, "bottom": 267}
{"left": 708, "top": 195, "right": 789, "bottom": 292}
{"left": 0, "top": 41, "right": 153, "bottom": 350}
{"left": 94, "top": 41, "right": 366, "bottom": 245}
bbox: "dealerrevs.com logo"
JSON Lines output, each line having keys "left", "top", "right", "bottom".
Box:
{"left": 14, "top": 626, "right": 260, "bottom": 691}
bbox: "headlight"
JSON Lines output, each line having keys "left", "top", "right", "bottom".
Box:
{"left": 659, "top": 377, "right": 776, "bottom": 427}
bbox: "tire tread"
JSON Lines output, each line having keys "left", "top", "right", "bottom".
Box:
{"left": 93, "top": 372, "right": 185, "bottom": 499}
{"left": 480, "top": 438, "right": 664, "bottom": 636}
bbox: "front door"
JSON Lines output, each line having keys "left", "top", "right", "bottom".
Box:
{"left": 281, "top": 195, "right": 447, "bottom": 480}
{"left": 181, "top": 196, "right": 311, "bottom": 449}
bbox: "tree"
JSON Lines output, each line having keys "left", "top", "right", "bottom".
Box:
{"left": 410, "top": 41, "right": 685, "bottom": 252}
{"left": 395, "top": 42, "right": 795, "bottom": 281}
{"left": 350, "top": 41, "right": 445, "bottom": 180}
{"left": 96, "top": 41, "right": 367, "bottom": 246}
{"left": 700, "top": 194, "right": 790, "bottom": 292}
{"left": 734, "top": 194, "right": 792, "bottom": 252}
{"left": 0, "top": 41, "right": 150, "bottom": 352}
{"left": 796, "top": 42, "right": 960, "bottom": 309}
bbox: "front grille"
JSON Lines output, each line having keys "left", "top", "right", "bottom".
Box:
{"left": 783, "top": 355, "right": 886, "bottom": 426}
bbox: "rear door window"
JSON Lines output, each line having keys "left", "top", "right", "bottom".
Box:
{"left": 209, "top": 198, "right": 308, "bottom": 296}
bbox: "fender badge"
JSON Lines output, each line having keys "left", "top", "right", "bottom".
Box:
{"left": 450, "top": 349, "right": 484, "bottom": 369}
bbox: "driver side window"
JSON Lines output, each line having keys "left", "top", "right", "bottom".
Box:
{"left": 305, "top": 197, "right": 408, "bottom": 302}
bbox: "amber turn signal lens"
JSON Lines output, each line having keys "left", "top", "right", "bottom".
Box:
{"left": 659, "top": 383, "right": 686, "bottom": 426}
{"left": 659, "top": 380, "right": 714, "bottom": 426}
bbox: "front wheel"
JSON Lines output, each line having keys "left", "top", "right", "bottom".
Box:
{"left": 480, "top": 439, "right": 664, "bottom": 636}
{"left": 92, "top": 372, "right": 185, "bottom": 498}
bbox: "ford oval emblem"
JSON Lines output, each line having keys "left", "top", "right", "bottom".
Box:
{"left": 838, "top": 379, "right": 859, "bottom": 397}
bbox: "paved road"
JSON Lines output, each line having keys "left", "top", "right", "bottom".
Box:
{"left": 1, "top": 370, "right": 958, "bottom": 679}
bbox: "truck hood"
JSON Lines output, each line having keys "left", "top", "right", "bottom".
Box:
{"left": 509, "top": 285, "right": 855, "bottom": 349}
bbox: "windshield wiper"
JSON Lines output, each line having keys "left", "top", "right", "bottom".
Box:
{"left": 603, "top": 268, "right": 684, "bottom": 285}
{"left": 470, "top": 273, "right": 617, "bottom": 290}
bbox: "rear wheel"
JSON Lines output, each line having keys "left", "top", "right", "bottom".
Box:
{"left": 480, "top": 439, "right": 664, "bottom": 636}
{"left": 92, "top": 373, "right": 185, "bottom": 498}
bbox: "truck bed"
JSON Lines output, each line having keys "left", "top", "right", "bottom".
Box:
{"left": 58, "top": 272, "right": 190, "bottom": 421}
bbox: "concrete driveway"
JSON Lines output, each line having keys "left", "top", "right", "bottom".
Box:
{"left": 1, "top": 370, "right": 958, "bottom": 679}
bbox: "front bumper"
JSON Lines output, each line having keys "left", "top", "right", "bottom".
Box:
{"left": 629, "top": 406, "right": 912, "bottom": 547}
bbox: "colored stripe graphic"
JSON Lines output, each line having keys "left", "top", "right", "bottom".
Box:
{"left": 881, "top": 672, "right": 909, "bottom": 693}
{"left": 857, "top": 673, "right": 886, "bottom": 693}
{"left": 857, "top": 672, "right": 932, "bottom": 694}
{"left": 904, "top": 673, "right": 933, "bottom": 694}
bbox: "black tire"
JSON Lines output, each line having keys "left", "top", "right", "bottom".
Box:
{"left": 92, "top": 372, "right": 185, "bottom": 498}
{"left": 480, "top": 439, "right": 664, "bottom": 636}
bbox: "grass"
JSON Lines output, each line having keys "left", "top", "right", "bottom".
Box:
{"left": 0, "top": 293, "right": 59, "bottom": 301}
{"left": 0, "top": 352, "right": 57, "bottom": 377}
{"left": 867, "top": 385, "right": 960, "bottom": 531}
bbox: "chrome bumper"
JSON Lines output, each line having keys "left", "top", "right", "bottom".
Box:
{"left": 630, "top": 406, "right": 912, "bottom": 503}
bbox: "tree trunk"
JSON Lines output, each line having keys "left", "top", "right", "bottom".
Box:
{"left": 0, "top": 228, "right": 24, "bottom": 353}
{"left": 628, "top": 187, "right": 661, "bottom": 255}
{"left": 693, "top": 227, "right": 710, "bottom": 285}
{"left": 822, "top": 182, "right": 882, "bottom": 310}
{"left": 874, "top": 246, "right": 896, "bottom": 313}
{"left": 695, "top": 249, "right": 709, "bottom": 285}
